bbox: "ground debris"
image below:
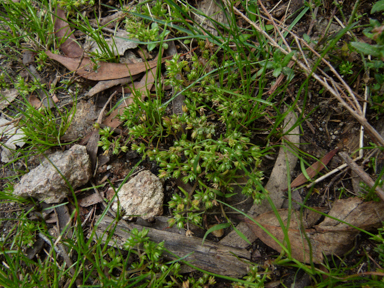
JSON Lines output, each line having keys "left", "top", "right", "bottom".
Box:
{"left": 13, "top": 145, "right": 92, "bottom": 203}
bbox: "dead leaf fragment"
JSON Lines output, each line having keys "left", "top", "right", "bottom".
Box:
{"left": 87, "top": 30, "right": 138, "bottom": 56}
{"left": 28, "top": 95, "right": 42, "bottom": 109}
{"left": 0, "top": 89, "right": 18, "bottom": 110}
{"left": 0, "top": 117, "right": 26, "bottom": 163}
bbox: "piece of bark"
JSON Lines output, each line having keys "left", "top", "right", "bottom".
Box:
{"left": 26, "top": 238, "right": 45, "bottom": 260}
{"left": 89, "top": 9, "right": 129, "bottom": 28}
{"left": 46, "top": 51, "right": 171, "bottom": 81}
{"left": 219, "top": 111, "right": 300, "bottom": 248}
{"left": 94, "top": 215, "right": 250, "bottom": 277}
{"left": 86, "top": 130, "right": 100, "bottom": 171}
{"left": 61, "top": 100, "right": 99, "bottom": 142}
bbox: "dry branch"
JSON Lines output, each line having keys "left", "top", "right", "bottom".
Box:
{"left": 94, "top": 215, "right": 250, "bottom": 278}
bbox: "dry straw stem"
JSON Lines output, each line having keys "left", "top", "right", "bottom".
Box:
{"left": 224, "top": 0, "right": 384, "bottom": 147}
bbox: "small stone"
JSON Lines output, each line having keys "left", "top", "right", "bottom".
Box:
{"left": 112, "top": 170, "right": 164, "bottom": 220}
{"left": 13, "top": 145, "right": 92, "bottom": 204}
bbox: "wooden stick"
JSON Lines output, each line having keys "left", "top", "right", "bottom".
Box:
{"left": 94, "top": 215, "right": 250, "bottom": 278}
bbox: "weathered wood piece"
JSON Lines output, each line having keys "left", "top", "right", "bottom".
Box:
{"left": 94, "top": 215, "right": 250, "bottom": 277}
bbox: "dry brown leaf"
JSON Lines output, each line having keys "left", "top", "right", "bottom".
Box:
{"left": 245, "top": 197, "right": 384, "bottom": 263}
{"left": 289, "top": 148, "right": 338, "bottom": 189}
{"left": 46, "top": 51, "right": 169, "bottom": 81}
{"left": 54, "top": 7, "right": 83, "bottom": 58}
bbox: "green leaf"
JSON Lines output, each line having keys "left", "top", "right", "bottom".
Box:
{"left": 282, "top": 67, "right": 294, "bottom": 81}
{"left": 232, "top": 225, "right": 251, "bottom": 245}
{"left": 282, "top": 51, "right": 294, "bottom": 67}
{"left": 224, "top": 192, "right": 237, "bottom": 198}
{"left": 351, "top": 42, "right": 382, "bottom": 57}
{"left": 151, "top": 22, "right": 159, "bottom": 30}
{"left": 202, "top": 222, "right": 231, "bottom": 245}
{"left": 303, "top": 33, "right": 311, "bottom": 43}
{"left": 193, "top": 152, "right": 200, "bottom": 174}
{"left": 147, "top": 42, "right": 157, "bottom": 51}
{"left": 272, "top": 67, "right": 282, "bottom": 78}
{"left": 300, "top": 159, "right": 312, "bottom": 182}
{"left": 239, "top": 33, "right": 252, "bottom": 42}
{"left": 371, "top": 0, "right": 384, "bottom": 13}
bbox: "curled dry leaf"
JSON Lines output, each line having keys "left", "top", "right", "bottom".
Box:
{"left": 245, "top": 197, "right": 384, "bottom": 263}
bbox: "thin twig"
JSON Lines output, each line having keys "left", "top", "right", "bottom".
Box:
{"left": 306, "top": 157, "right": 362, "bottom": 189}
{"left": 97, "top": 91, "right": 117, "bottom": 124}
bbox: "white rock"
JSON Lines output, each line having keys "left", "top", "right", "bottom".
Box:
{"left": 13, "top": 145, "right": 92, "bottom": 204}
{"left": 112, "top": 170, "right": 164, "bottom": 220}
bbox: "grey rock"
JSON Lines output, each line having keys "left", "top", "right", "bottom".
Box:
{"left": 112, "top": 170, "right": 164, "bottom": 220}
{"left": 13, "top": 145, "right": 91, "bottom": 204}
